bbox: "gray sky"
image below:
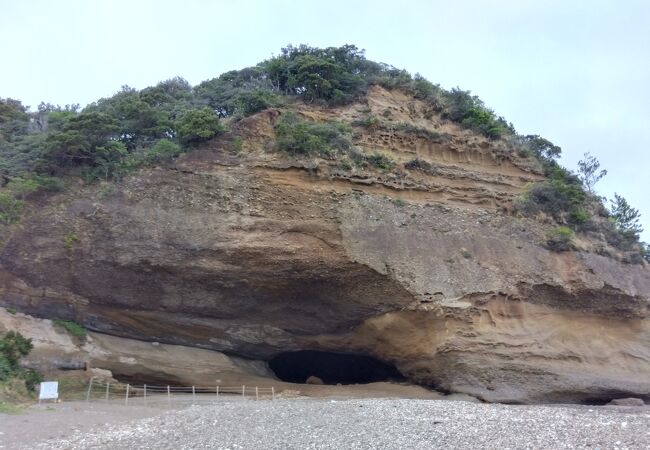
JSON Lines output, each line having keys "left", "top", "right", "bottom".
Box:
{"left": 2, "top": 0, "right": 649, "bottom": 241}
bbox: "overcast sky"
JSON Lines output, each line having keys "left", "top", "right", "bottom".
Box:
{"left": 2, "top": 0, "right": 648, "bottom": 240}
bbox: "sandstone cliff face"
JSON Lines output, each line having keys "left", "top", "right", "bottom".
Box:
{"left": 1, "top": 86, "right": 648, "bottom": 403}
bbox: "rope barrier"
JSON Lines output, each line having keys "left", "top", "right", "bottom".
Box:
{"left": 80, "top": 377, "right": 276, "bottom": 405}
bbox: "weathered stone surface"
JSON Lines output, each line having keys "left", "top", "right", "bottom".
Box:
{"left": 0, "top": 308, "right": 271, "bottom": 386}
{"left": 0, "top": 86, "right": 648, "bottom": 403}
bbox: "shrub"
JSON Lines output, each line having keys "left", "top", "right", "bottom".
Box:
{"left": 234, "top": 90, "right": 279, "bottom": 116}
{"left": 19, "top": 368, "right": 42, "bottom": 391}
{"left": 6, "top": 174, "right": 64, "bottom": 198}
{"left": 518, "top": 135, "right": 562, "bottom": 161}
{"left": 439, "top": 88, "right": 512, "bottom": 139}
{"left": 231, "top": 137, "right": 243, "bottom": 154}
{"left": 352, "top": 115, "right": 380, "bottom": 129}
{"left": 52, "top": 319, "right": 87, "bottom": 340}
{"left": 177, "top": 107, "right": 223, "bottom": 144}
{"left": 274, "top": 113, "right": 352, "bottom": 157}
{"left": 63, "top": 232, "right": 77, "bottom": 254}
{"left": 0, "top": 192, "right": 23, "bottom": 225}
{"left": 461, "top": 107, "right": 507, "bottom": 139}
{"left": 364, "top": 152, "right": 395, "bottom": 171}
{"left": 569, "top": 207, "right": 591, "bottom": 229}
{"left": 404, "top": 158, "right": 432, "bottom": 171}
{"left": 5, "top": 307, "right": 16, "bottom": 315}
{"left": 337, "top": 158, "right": 353, "bottom": 171}
{"left": 546, "top": 226, "right": 575, "bottom": 252}
{"left": 141, "top": 139, "right": 183, "bottom": 164}
{"left": 393, "top": 122, "right": 441, "bottom": 141}
{"left": 517, "top": 166, "right": 587, "bottom": 226}
{"left": 0, "top": 331, "right": 41, "bottom": 391}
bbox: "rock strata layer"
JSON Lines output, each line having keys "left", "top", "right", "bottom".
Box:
{"left": 1, "top": 86, "right": 648, "bottom": 403}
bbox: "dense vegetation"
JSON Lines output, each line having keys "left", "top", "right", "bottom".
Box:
{"left": 0, "top": 44, "right": 647, "bottom": 262}
{"left": 0, "top": 331, "right": 41, "bottom": 391}
{"left": 274, "top": 113, "right": 395, "bottom": 171}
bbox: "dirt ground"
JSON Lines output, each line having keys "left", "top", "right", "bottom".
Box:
{"left": 0, "top": 401, "right": 162, "bottom": 450}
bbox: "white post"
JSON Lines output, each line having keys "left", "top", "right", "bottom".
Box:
{"left": 167, "top": 385, "right": 171, "bottom": 408}
{"left": 216, "top": 386, "right": 219, "bottom": 398}
{"left": 242, "top": 385, "right": 245, "bottom": 399}
{"left": 271, "top": 386, "right": 275, "bottom": 401}
{"left": 256, "top": 386, "right": 259, "bottom": 401}
{"left": 125, "top": 384, "right": 130, "bottom": 405}
{"left": 86, "top": 377, "right": 94, "bottom": 402}
{"left": 192, "top": 385, "right": 196, "bottom": 404}
{"left": 105, "top": 382, "right": 110, "bottom": 401}
{"left": 144, "top": 384, "right": 147, "bottom": 406}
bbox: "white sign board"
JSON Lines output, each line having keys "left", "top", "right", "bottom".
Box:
{"left": 39, "top": 381, "right": 59, "bottom": 401}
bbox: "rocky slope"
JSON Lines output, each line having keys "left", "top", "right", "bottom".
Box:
{"left": 1, "top": 86, "right": 649, "bottom": 403}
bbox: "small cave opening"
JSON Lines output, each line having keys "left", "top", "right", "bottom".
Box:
{"left": 268, "top": 350, "right": 405, "bottom": 385}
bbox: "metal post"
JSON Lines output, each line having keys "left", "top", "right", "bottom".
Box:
{"left": 216, "top": 386, "right": 219, "bottom": 398}
{"left": 192, "top": 386, "right": 196, "bottom": 404}
{"left": 167, "top": 385, "right": 171, "bottom": 408}
{"left": 125, "top": 384, "right": 130, "bottom": 405}
{"left": 86, "top": 377, "right": 94, "bottom": 402}
{"left": 256, "top": 386, "right": 259, "bottom": 401}
{"left": 144, "top": 384, "right": 147, "bottom": 406}
{"left": 242, "top": 385, "right": 245, "bottom": 399}
{"left": 271, "top": 386, "right": 275, "bottom": 401}
{"left": 105, "top": 382, "right": 110, "bottom": 401}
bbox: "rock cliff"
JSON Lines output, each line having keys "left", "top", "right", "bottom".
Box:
{"left": 1, "top": 86, "right": 648, "bottom": 403}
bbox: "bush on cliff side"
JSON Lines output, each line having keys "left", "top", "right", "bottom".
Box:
{"left": 0, "top": 331, "right": 42, "bottom": 391}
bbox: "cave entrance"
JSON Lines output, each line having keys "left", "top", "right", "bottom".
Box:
{"left": 268, "top": 350, "right": 404, "bottom": 385}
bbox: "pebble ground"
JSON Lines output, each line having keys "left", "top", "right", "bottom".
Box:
{"left": 31, "top": 398, "right": 650, "bottom": 450}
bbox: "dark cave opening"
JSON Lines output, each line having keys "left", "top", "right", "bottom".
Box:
{"left": 268, "top": 350, "right": 405, "bottom": 385}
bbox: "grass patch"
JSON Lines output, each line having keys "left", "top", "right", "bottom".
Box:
{"left": 0, "top": 401, "right": 25, "bottom": 414}
{"left": 52, "top": 319, "right": 87, "bottom": 340}
{"left": 63, "top": 232, "right": 78, "bottom": 254}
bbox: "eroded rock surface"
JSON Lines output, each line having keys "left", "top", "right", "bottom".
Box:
{"left": 0, "top": 86, "right": 648, "bottom": 403}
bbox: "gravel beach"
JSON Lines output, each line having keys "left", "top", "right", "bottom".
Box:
{"left": 26, "top": 398, "right": 650, "bottom": 450}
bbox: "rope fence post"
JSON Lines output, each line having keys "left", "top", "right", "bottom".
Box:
{"left": 125, "top": 384, "right": 130, "bottom": 405}
{"left": 144, "top": 384, "right": 147, "bottom": 406}
{"left": 256, "top": 386, "right": 259, "bottom": 401}
{"left": 167, "top": 385, "right": 171, "bottom": 408}
{"left": 105, "top": 382, "right": 110, "bottom": 401}
{"left": 192, "top": 385, "right": 196, "bottom": 404}
{"left": 85, "top": 377, "right": 94, "bottom": 402}
{"left": 271, "top": 386, "right": 275, "bottom": 401}
{"left": 242, "top": 385, "right": 245, "bottom": 399}
{"left": 216, "top": 385, "right": 219, "bottom": 398}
